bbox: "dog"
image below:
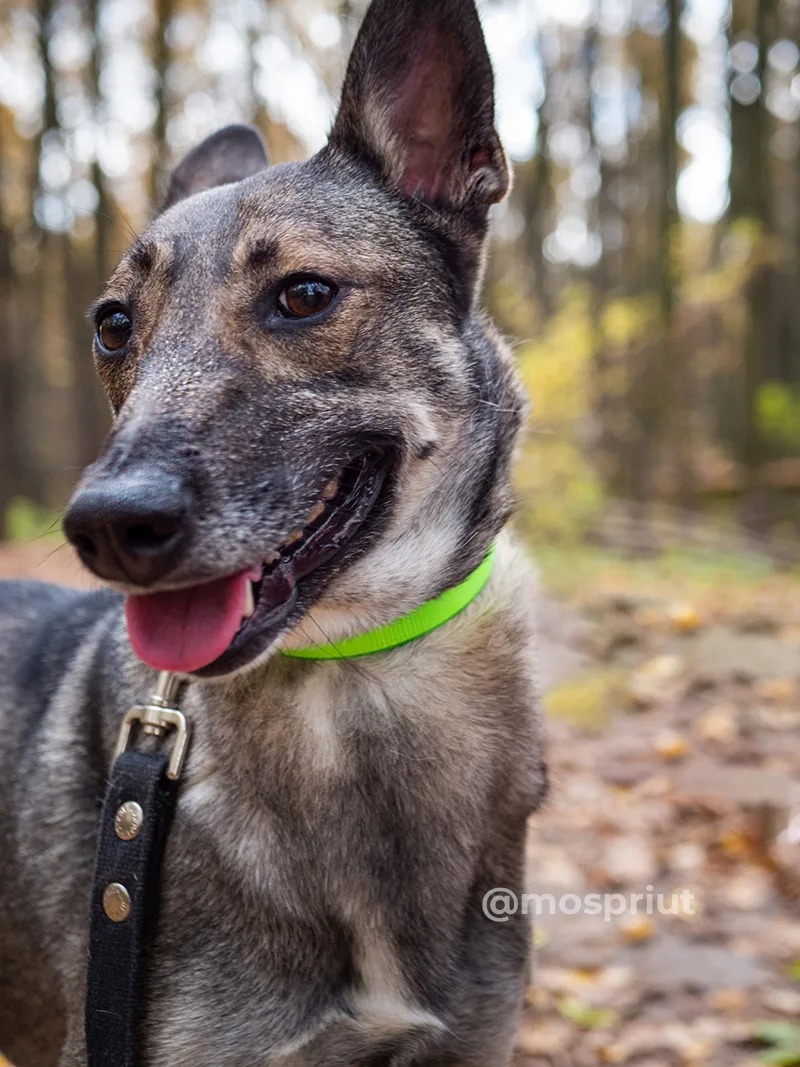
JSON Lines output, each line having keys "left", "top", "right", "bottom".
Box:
{"left": 0, "top": 0, "right": 547, "bottom": 1063}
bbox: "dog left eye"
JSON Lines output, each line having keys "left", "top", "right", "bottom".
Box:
{"left": 277, "top": 278, "right": 337, "bottom": 319}
{"left": 95, "top": 308, "right": 133, "bottom": 355}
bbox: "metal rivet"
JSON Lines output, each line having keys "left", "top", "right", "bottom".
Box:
{"left": 102, "top": 882, "right": 132, "bottom": 922}
{"left": 114, "top": 800, "right": 144, "bottom": 841}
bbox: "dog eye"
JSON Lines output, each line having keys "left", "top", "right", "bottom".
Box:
{"left": 96, "top": 308, "right": 132, "bottom": 355}
{"left": 277, "top": 278, "right": 337, "bottom": 319}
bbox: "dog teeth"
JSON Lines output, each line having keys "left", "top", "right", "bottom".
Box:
{"left": 264, "top": 550, "right": 280, "bottom": 566}
{"left": 285, "top": 529, "right": 304, "bottom": 546}
{"left": 322, "top": 478, "right": 338, "bottom": 500}
{"left": 243, "top": 583, "right": 256, "bottom": 619}
{"left": 307, "top": 501, "right": 325, "bottom": 525}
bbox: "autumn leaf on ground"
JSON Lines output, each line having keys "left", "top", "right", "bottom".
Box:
{"left": 556, "top": 996, "right": 619, "bottom": 1031}
{"left": 752, "top": 1021, "right": 800, "bottom": 1066}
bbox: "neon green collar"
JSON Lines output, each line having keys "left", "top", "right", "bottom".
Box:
{"left": 281, "top": 545, "right": 495, "bottom": 660}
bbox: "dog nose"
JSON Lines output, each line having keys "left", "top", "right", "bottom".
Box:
{"left": 63, "top": 475, "right": 192, "bottom": 585}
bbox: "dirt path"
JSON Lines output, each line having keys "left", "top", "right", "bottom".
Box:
{"left": 515, "top": 585, "right": 800, "bottom": 1066}
{"left": 0, "top": 541, "right": 100, "bottom": 589}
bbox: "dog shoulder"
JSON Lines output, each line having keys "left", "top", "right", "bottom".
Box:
{"left": 0, "top": 581, "right": 119, "bottom": 699}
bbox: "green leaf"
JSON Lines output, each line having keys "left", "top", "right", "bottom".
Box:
{"left": 754, "top": 1022, "right": 800, "bottom": 1047}
{"left": 756, "top": 382, "right": 800, "bottom": 449}
{"left": 556, "top": 996, "right": 618, "bottom": 1031}
{"left": 4, "top": 496, "right": 55, "bottom": 543}
{"left": 759, "top": 1050, "right": 800, "bottom": 1067}
{"left": 754, "top": 1020, "right": 800, "bottom": 1065}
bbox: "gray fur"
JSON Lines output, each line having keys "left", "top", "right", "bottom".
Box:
{"left": 0, "top": 1, "right": 546, "bottom": 1063}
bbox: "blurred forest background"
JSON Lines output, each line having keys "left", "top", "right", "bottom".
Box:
{"left": 1, "top": 0, "right": 800, "bottom": 556}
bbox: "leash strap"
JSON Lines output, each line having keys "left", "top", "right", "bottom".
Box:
{"left": 86, "top": 751, "right": 176, "bottom": 1066}
{"left": 85, "top": 675, "right": 189, "bottom": 1067}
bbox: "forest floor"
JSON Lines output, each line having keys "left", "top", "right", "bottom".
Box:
{"left": 0, "top": 539, "right": 798, "bottom": 1067}
{"left": 514, "top": 545, "right": 800, "bottom": 1067}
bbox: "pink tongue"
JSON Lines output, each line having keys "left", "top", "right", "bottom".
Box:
{"left": 125, "top": 572, "right": 250, "bottom": 673}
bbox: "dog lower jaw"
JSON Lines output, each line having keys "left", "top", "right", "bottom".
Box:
{"left": 125, "top": 454, "right": 390, "bottom": 678}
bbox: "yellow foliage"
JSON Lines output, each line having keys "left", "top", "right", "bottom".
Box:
{"left": 543, "top": 669, "right": 626, "bottom": 731}
{"left": 601, "top": 294, "right": 658, "bottom": 349}
{"left": 508, "top": 218, "right": 800, "bottom": 548}
{"left": 515, "top": 288, "right": 603, "bottom": 542}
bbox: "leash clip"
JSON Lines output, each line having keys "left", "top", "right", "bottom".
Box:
{"left": 113, "top": 672, "right": 190, "bottom": 781}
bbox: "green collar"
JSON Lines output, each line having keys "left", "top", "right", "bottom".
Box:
{"left": 281, "top": 545, "right": 495, "bottom": 661}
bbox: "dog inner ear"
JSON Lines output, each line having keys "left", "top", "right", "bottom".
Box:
{"left": 328, "top": 0, "right": 509, "bottom": 213}
{"left": 163, "top": 124, "right": 269, "bottom": 210}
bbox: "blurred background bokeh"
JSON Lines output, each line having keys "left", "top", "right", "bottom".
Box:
{"left": 1, "top": 0, "right": 800, "bottom": 556}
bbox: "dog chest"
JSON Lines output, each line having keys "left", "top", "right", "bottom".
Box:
{"left": 143, "top": 662, "right": 510, "bottom": 1061}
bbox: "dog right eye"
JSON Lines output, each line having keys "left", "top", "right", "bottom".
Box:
{"left": 95, "top": 308, "right": 133, "bottom": 355}
{"left": 277, "top": 277, "right": 337, "bottom": 320}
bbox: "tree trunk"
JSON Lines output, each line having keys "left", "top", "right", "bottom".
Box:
{"left": 0, "top": 119, "right": 28, "bottom": 531}
{"left": 731, "top": 0, "right": 777, "bottom": 536}
{"left": 625, "top": 0, "right": 683, "bottom": 550}
{"left": 68, "top": 0, "right": 114, "bottom": 471}
{"left": 88, "top": 0, "right": 111, "bottom": 281}
{"left": 523, "top": 26, "right": 554, "bottom": 319}
{"left": 660, "top": 0, "right": 694, "bottom": 516}
{"left": 150, "top": 0, "right": 174, "bottom": 210}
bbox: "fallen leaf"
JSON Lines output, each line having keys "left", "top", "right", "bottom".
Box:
{"left": 752, "top": 1021, "right": 800, "bottom": 1066}
{"left": 602, "top": 835, "right": 658, "bottom": 883}
{"left": 620, "top": 915, "right": 656, "bottom": 943}
{"left": 629, "top": 654, "right": 685, "bottom": 707}
{"left": 764, "top": 989, "right": 800, "bottom": 1016}
{"left": 722, "top": 866, "right": 773, "bottom": 910}
{"left": 654, "top": 728, "right": 692, "bottom": 761}
{"left": 667, "top": 602, "right": 702, "bottom": 634}
{"left": 544, "top": 669, "right": 625, "bottom": 731}
{"left": 755, "top": 677, "right": 799, "bottom": 705}
{"left": 515, "top": 1017, "right": 572, "bottom": 1055}
{"left": 667, "top": 842, "right": 705, "bottom": 874}
{"left": 694, "top": 703, "right": 739, "bottom": 744}
{"left": 707, "top": 987, "right": 748, "bottom": 1015}
{"left": 556, "top": 996, "right": 619, "bottom": 1031}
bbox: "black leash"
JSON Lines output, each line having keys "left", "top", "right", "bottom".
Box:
{"left": 85, "top": 674, "right": 190, "bottom": 1067}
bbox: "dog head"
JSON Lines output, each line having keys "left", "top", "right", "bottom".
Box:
{"left": 63, "top": 0, "right": 526, "bottom": 678}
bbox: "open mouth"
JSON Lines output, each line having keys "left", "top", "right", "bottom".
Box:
{"left": 124, "top": 453, "right": 389, "bottom": 676}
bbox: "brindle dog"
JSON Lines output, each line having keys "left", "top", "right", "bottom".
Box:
{"left": 0, "top": 0, "right": 547, "bottom": 1063}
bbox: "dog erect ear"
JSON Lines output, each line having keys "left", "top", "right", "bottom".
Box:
{"left": 163, "top": 125, "right": 269, "bottom": 210}
{"left": 328, "top": 0, "right": 509, "bottom": 213}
